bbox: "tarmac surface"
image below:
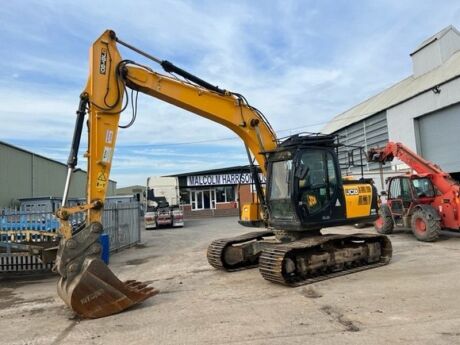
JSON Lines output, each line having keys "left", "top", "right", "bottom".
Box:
{"left": 2, "top": 217, "right": 460, "bottom": 344}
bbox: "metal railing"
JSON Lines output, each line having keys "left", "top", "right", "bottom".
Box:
{"left": 0, "top": 201, "right": 141, "bottom": 273}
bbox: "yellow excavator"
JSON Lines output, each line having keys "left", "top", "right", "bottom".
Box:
{"left": 55, "top": 30, "right": 392, "bottom": 318}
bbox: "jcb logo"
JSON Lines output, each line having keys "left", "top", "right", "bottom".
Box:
{"left": 100, "top": 48, "right": 107, "bottom": 74}
{"left": 346, "top": 188, "right": 359, "bottom": 196}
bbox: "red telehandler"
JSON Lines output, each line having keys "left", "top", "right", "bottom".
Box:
{"left": 368, "top": 141, "right": 460, "bottom": 242}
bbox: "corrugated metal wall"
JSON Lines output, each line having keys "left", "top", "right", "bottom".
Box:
{"left": 334, "top": 111, "right": 389, "bottom": 174}
{"left": 0, "top": 143, "right": 116, "bottom": 207}
{"left": 0, "top": 144, "right": 31, "bottom": 207}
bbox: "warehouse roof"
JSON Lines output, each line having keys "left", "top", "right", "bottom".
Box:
{"left": 0, "top": 140, "right": 81, "bottom": 170}
{"left": 322, "top": 38, "right": 460, "bottom": 134}
{"left": 0, "top": 140, "right": 116, "bottom": 183}
{"left": 410, "top": 25, "right": 460, "bottom": 56}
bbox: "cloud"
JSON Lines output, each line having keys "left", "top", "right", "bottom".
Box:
{"left": 1, "top": 0, "right": 460, "bottom": 186}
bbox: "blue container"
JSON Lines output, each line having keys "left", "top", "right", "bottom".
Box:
{"left": 99, "top": 233, "right": 110, "bottom": 264}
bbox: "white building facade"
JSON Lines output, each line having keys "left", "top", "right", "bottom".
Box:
{"left": 323, "top": 25, "right": 460, "bottom": 190}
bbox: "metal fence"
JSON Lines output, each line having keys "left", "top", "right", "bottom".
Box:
{"left": 102, "top": 201, "right": 141, "bottom": 252}
{"left": 0, "top": 201, "right": 141, "bottom": 273}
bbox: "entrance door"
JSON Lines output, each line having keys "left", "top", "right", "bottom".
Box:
{"left": 191, "top": 189, "right": 216, "bottom": 210}
{"left": 203, "top": 190, "right": 210, "bottom": 209}
{"left": 192, "top": 190, "right": 204, "bottom": 210}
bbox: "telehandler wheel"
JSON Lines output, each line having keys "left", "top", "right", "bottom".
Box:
{"left": 374, "top": 204, "right": 394, "bottom": 234}
{"left": 410, "top": 209, "right": 440, "bottom": 242}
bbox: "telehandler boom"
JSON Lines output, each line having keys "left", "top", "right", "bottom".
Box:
{"left": 368, "top": 141, "right": 460, "bottom": 241}
{"left": 55, "top": 30, "right": 392, "bottom": 318}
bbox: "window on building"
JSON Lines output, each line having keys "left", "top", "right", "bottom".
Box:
{"left": 214, "top": 186, "right": 235, "bottom": 203}
{"left": 180, "top": 191, "right": 190, "bottom": 204}
{"left": 216, "top": 187, "right": 226, "bottom": 202}
{"left": 225, "top": 186, "right": 235, "bottom": 202}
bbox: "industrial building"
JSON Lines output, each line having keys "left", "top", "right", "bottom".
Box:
{"left": 323, "top": 25, "right": 460, "bottom": 190}
{"left": 170, "top": 166, "right": 262, "bottom": 218}
{"left": 116, "top": 185, "right": 146, "bottom": 204}
{"left": 0, "top": 141, "right": 116, "bottom": 208}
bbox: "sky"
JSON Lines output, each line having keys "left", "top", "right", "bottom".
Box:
{"left": 1, "top": 0, "right": 460, "bottom": 187}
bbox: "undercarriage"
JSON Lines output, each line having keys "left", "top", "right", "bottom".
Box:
{"left": 207, "top": 230, "right": 392, "bottom": 286}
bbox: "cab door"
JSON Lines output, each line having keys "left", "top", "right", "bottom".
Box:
{"left": 295, "top": 148, "right": 344, "bottom": 226}
{"left": 387, "top": 177, "right": 412, "bottom": 225}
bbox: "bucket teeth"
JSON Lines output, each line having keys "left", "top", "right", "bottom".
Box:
{"left": 126, "top": 281, "right": 144, "bottom": 288}
{"left": 56, "top": 221, "right": 158, "bottom": 319}
{"left": 58, "top": 257, "right": 159, "bottom": 319}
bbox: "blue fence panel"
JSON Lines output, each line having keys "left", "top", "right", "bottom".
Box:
{"left": 0, "top": 209, "right": 60, "bottom": 233}
{"left": 1, "top": 201, "right": 140, "bottom": 273}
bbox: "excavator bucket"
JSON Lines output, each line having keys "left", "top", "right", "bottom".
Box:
{"left": 55, "top": 222, "right": 158, "bottom": 318}
{"left": 57, "top": 258, "right": 158, "bottom": 318}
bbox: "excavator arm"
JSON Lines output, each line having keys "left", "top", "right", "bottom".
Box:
{"left": 55, "top": 30, "right": 277, "bottom": 318}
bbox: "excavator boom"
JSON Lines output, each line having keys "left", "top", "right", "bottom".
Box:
{"left": 55, "top": 30, "right": 277, "bottom": 318}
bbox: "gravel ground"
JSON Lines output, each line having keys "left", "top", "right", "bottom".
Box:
{"left": 1, "top": 217, "right": 460, "bottom": 345}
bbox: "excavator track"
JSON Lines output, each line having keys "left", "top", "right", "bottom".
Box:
{"left": 207, "top": 230, "right": 274, "bottom": 271}
{"left": 259, "top": 233, "right": 392, "bottom": 286}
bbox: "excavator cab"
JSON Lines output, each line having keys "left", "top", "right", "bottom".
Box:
{"left": 268, "top": 151, "right": 341, "bottom": 229}
{"left": 266, "top": 134, "right": 369, "bottom": 231}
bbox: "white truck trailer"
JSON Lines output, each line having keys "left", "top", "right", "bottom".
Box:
{"left": 145, "top": 176, "right": 184, "bottom": 229}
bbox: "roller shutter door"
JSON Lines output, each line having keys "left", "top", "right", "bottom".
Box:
{"left": 417, "top": 104, "right": 460, "bottom": 173}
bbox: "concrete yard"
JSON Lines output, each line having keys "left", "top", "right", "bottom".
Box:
{"left": 2, "top": 217, "right": 460, "bottom": 345}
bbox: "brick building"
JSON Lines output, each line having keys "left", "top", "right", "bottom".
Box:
{"left": 171, "top": 166, "right": 263, "bottom": 218}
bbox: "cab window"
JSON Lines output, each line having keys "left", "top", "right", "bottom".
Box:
{"left": 298, "top": 150, "right": 337, "bottom": 215}
{"left": 412, "top": 178, "right": 435, "bottom": 198}
{"left": 269, "top": 160, "right": 295, "bottom": 220}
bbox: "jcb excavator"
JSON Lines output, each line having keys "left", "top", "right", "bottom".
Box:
{"left": 55, "top": 30, "right": 392, "bottom": 318}
{"left": 368, "top": 141, "right": 460, "bottom": 241}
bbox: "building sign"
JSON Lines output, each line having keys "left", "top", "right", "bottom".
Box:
{"left": 187, "top": 173, "right": 266, "bottom": 187}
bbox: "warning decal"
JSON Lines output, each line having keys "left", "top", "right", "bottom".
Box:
{"left": 96, "top": 172, "right": 108, "bottom": 190}
{"left": 99, "top": 48, "right": 107, "bottom": 74}
{"left": 102, "top": 146, "right": 113, "bottom": 164}
{"left": 105, "top": 129, "right": 113, "bottom": 144}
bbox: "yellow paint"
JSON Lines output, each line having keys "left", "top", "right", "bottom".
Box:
{"left": 343, "top": 183, "right": 373, "bottom": 218}
{"left": 240, "top": 203, "right": 261, "bottom": 222}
